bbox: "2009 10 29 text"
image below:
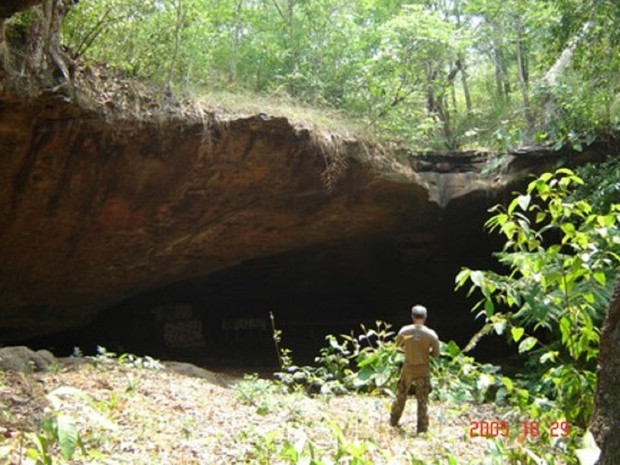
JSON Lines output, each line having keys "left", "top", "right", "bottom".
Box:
{"left": 469, "top": 420, "right": 570, "bottom": 439}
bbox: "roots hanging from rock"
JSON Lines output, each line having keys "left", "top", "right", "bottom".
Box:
{"left": 309, "top": 128, "right": 350, "bottom": 192}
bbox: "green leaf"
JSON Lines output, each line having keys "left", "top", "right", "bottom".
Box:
{"left": 485, "top": 299, "right": 495, "bottom": 318}
{"left": 596, "top": 214, "right": 615, "bottom": 228}
{"left": 501, "top": 376, "right": 513, "bottom": 393}
{"left": 560, "top": 316, "right": 572, "bottom": 342}
{"left": 518, "top": 336, "right": 537, "bottom": 353}
{"left": 445, "top": 340, "right": 461, "bottom": 357}
{"left": 539, "top": 351, "right": 558, "bottom": 364}
{"left": 511, "top": 327, "right": 525, "bottom": 343}
{"left": 476, "top": 373, "right": 494, "bottom": 391}
{"left": 517, "top": 194, "right": 531, "bottom": 211}
{"left": 593, "top": 271, "right": 606, "bottom": 286}
{"left": 375, "top": 369, "right": 390, "bottom": 386}
{"left": 56, "top": 414, "right": 79, "bottom": 460}
{"left": 539, "top": 172, "right": 554, "bottom": 182}
{"left": 555, "top": 168, "right": 576, "bottom": 177}
{"left": 356, "top": 367, "right": 373, "bottom": 382}
{"left": 535, "top": 211, "right": 547, "bottom": 223}
{"left": 507, "top": 197, "right": 520, "bottom": 215}
{"left": 470, "top": 270, "right": 484, "bottom": 287}
{"left": 454, "top": 268, "right": 471, "bottom": 289}
{"left": 561, "top": 222, "right": 576, "bottom": 234}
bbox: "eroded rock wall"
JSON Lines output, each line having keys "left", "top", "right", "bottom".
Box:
{"left": 1, "top": 94, "right": 441, "bottom": 341}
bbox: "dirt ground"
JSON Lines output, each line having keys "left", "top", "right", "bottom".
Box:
{"left": 0, "top": 360, "right": 522, "bottom": 464}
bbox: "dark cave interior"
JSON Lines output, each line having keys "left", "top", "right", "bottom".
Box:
{"left": 23, "top": 214, "right": 515, "bottom": 373}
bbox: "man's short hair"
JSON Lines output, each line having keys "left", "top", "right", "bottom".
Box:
{"left": 411, "top": 305, "right": 427, "bottom": 319}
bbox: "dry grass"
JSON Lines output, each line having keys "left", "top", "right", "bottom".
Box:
{"left": 69, "top": 61, "right": 370, "bottom": 144}
{"left": 193, "top": 90, "right": 368, "bottom": 139}
{"left": 0, "top": 360, "right": 518, "bottom": 465}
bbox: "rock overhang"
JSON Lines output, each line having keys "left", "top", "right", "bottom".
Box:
{"left": 0, "top": 94, "right": 427, "bottom": 341}
{"left": 0, "top": 88, "right": 612, "bottom": 342}
{"left": 0, "top": 76, "right": 614, "bottom": 344}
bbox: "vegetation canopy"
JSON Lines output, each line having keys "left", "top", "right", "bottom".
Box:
{"left": 6, "top": 0, "right": 617, "bottom": 150}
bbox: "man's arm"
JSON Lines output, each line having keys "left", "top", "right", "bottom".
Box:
{"left": 430, "top": 336, "right": 440, "bottom": 357}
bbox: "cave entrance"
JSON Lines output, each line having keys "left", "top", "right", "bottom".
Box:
{"left": 46, "top": 225, "right": 506, "bottom": 372}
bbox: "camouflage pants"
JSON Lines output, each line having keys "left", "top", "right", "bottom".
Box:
{"left": 390, "top": 366, "right": 431, "bottom": 433}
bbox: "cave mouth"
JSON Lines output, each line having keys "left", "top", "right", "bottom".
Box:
{"left": 23, "top": 231, "right": 513, "bottom": 373}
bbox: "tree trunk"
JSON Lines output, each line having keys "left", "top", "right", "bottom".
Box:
{"left": 493, "top": 47, "right": 503, "bottom": 99}
{"left": 166, "top": 0, "right": 184, "bottom": 94}
{"left": 539, "top": 20, "right": 594, "bottom": 127}
{"left": 0, "top": 19, "right": 8, "bottom": 77}
{"left": 450, "top": 78, "right": 457, "bottom": 114}
{"left": 454, "top": 6, "right": 471, "bottom": 114}
{"left": 493, "top": 46, "right": 510, "bottom": 101}
{"left": 590, "top": 272, "right": 620, "bottom": 464}
{"left": 425, "top": 62, "right": 437, "bottom": 115}
{"left": 543, "top": 20, "right": 593, "bottom": 88}
{"left": 515, "top": 23, "right": 534, "bottom": 135}
{"left": 23, "top": 0, "right": 74, "bottom": 88}
{"left": 459, "top": 55, "right": 472, "bottom": 114}
{"left": 43, "top": 0, "right": 71, "bottom": 81}
{"left": 228, "top": 0, "right": 243, "bottom": 84}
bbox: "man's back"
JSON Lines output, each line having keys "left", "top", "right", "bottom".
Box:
{"left": 397, "top": 324, "right": 439, "bottom": 376}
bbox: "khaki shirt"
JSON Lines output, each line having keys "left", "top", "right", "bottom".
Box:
{"left": 396, "top": 324, "right": 440, "bottom": 377}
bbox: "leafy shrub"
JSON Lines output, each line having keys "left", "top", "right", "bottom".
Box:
{"left": 234, "top": 373, "right": 286, "bottom": 415}
{"left": 345, "top": 324, "right": 403, "bottom": 394}
{"left": 84, "top": 346, "right": 163, "bottom": 371}
{"left": 456, "top": 168, "right": 620, "bottom": 428}
{"left": 274, "top": 321, "right": 402, "bottom": 395}
{"left": 118, "top": 352, "right": 164, "bottom": 370}
{"left": 242, "top": 420, "right": 456, "bottom": 465}
{"left": 273, "top": 319, "right": 517, "bottom": 406}
{"left": 26, "top": 414, "right": 84, "bottom": 464}
{"left": 571, "top": 157, "right": 620, "bottom": 212}
{"left": 541, "top": 78, "right": 607, "bottom": 152}
{"left": 431, "top": 340, "right": 506, "bottom": 404}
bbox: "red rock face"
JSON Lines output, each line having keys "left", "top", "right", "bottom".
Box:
{"left": 0, "top": 94, "right": 440, "bottom": 341}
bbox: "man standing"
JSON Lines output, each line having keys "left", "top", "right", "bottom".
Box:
{"left": 390, "top": 304, "right": 440, "bottom": 434}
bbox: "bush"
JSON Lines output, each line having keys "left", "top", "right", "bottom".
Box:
{"left": 274, "top": 321, "right": 402, "bottom": 396}
{"left": 431, "top": 340, "right": 506, "bottom": 404}
{"left": 273, "top": 319, "right": 518, "bottom": 407}
{"left": 456, "top": 168, "right": 620, "bottom": 428}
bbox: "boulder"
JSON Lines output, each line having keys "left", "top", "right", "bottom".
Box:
{"left": 0, "top": 345, "right": 57, "bottom": 372}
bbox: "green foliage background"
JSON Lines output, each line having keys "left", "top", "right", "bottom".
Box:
{"left": 46, "top": 0, "right": 620, "bottom": 150}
